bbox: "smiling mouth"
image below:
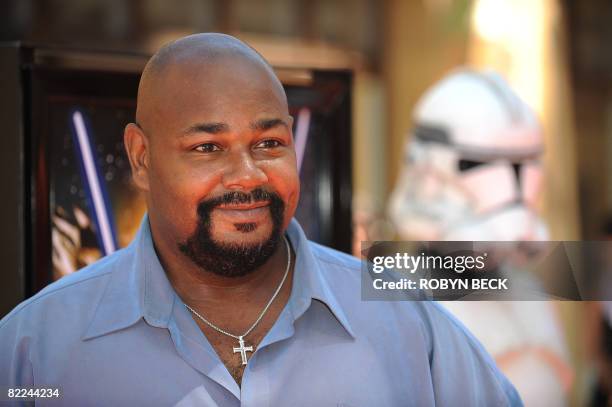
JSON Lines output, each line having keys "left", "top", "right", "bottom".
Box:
{"left": 214, "top": 202, "right": 271, "bottom": 222}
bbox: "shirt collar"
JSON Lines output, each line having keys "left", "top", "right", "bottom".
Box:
{"left": 83, "top": 216, "right": 176, "bottom": 340}
{"left": 83, "top": 216, "right": 354, "bottom": 340}
{"left": 285, "top": 218, "right": 355, "bottom": 339}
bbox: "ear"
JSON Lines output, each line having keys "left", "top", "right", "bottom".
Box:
{"left": 124, "top": 123, "right": 150, "bottom": 191}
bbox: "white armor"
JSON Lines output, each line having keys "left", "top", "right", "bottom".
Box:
{"left": 389, "top": 68, "right": 572, "bottom": 406}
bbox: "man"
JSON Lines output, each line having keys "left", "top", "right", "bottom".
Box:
{"left": 0, "top": 34, "right": 521, "bottom": 406}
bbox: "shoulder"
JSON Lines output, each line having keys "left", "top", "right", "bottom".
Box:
{"left": 0, "top": 246, "right": 131, "bottom": 330}
{"left": 304, "top": 242, "right": 519, "bottom": 402}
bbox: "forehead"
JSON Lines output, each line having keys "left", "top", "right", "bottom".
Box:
{"left": 150, "top": 55, "right": 287, "bottom": 132}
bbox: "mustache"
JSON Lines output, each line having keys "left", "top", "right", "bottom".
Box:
{"left": 196, "top": 188, "right": 281, "bottom": 217}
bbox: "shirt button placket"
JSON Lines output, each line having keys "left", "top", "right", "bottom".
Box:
{"left": 239, "top": 351, "right": 271, "bottom": 407}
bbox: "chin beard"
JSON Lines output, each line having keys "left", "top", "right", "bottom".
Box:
{"left": 178, "top": 188, "right": 285, "bottom": 277}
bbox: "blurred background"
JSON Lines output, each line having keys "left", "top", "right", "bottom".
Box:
{"left": 1, "top": 0, "right": 611, "bottom": 405}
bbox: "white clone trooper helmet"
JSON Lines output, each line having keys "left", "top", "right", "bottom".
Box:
{"left": 389, "top": 68, "right": 548, "bottom": 241}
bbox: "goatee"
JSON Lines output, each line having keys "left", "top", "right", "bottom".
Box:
{"left": 178, "top": 188, "right": 285, "bottom": 277}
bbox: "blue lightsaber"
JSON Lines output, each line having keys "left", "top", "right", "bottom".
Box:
{"left": 70, "top": 110, "right": 118, "bottom": 255}
{"left": 294, "top": 107, "right": 311, "bottom": 173}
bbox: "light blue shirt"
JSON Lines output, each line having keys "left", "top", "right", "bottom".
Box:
{"left": 0, "top": 217, "right": 521, "bottom": 406}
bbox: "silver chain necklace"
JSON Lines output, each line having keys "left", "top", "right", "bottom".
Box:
{"left": 184, "top": 235, "right": 291, "bottom": 366}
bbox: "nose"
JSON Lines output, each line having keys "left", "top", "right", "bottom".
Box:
{"left": 222, "top": 150, "right": 268, "bottom": 190}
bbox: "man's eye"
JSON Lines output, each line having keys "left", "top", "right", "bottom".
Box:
{"left": 194, "top": 143, "right": 221, "bottom": 153}
{"left": 256, "top": 139, "right": 281, "bottom": 149}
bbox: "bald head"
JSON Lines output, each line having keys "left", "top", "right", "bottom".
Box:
{"left": 136, "top": 33, "right": 287, "bottom": 134}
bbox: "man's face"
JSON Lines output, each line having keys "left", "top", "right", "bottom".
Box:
{"left": 139, "top": 56, "right": 299, "bottom": 276}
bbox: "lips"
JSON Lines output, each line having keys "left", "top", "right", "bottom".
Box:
{"left": 214, "top": 201, "right": 271, "bottom": 222}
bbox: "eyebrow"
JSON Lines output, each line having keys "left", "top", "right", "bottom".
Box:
{"left": 182, "top": 118, "right": 289, "bottom": 137}
{"left": 183, "top": 122, "right": 229, "bottom": 135}
{"left": 250, "top": 118, "right": 289, "bottom": 132}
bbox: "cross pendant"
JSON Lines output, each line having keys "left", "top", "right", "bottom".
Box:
{"left": 232, "top": 336, "right": 254, "bottom": 366}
